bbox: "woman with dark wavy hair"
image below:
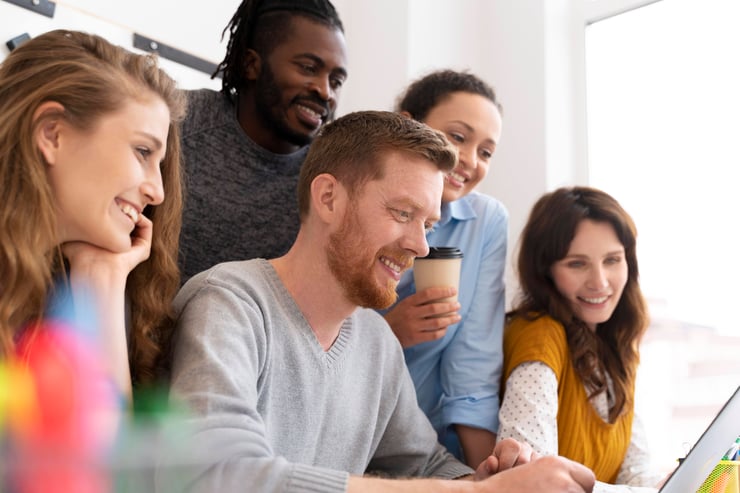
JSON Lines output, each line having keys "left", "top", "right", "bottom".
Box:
{"left": 498, "top": 186, "right": 661, "bottom": 489}
{"left": 0, "top": 29, "right": 186, "bottom": 398}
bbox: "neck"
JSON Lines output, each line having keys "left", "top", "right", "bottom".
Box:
{"left": 269, "top": 231, "right": 356, "bottom": 351}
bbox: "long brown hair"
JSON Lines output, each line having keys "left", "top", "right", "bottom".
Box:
{"left": 510, "top": 186, "right": 648, "bottom": 420}
{"left": 0, "top": 30, "right": 186, "bottom": 384}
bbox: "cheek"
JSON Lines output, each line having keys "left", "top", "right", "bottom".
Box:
{"left": 473, "top": 162, "right": 490, "bottom": 182}
{"left": 551, "top": 268, "right": 576, "bottom": 299}
{"left": 615, "top": 266, "right": 630, "bottom": 292}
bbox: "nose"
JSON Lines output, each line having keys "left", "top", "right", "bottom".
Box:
{"left": 587, "top": 265, "right": 609, "bottom": 290}
{"left": 458, "top": 143, "right": 477, "bottom": 170}
{"left": 401, "top": 222, "right": 429, "bottom": 259}
{"left": 309, "top": 75, "right": 333, "bottom": 103}
{"left": 142, "top": 166, "right": 165, "bottom": 206}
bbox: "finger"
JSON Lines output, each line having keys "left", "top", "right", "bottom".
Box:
{"left": 130, "top": 214, "right": 154, "bottom": 246}
{"left": 494, "top": 438, "right": 532, "bottom": 470}
{"left": 415, "top": 286, "right": 457, "bottom": 304}
{"left": 414, "top": 327, "right": 448, "bottom": 344}
{"left": 567, "top": 460, "right": 596, "bottom": 491}
{"left": 481, "top": 455, "right": 499, "bottom": 476}
{"left": 420, "top": 301, "right": 460, "bottom": 319}
{"left": 418, "top": 313, "right": 459, "bottom": 332}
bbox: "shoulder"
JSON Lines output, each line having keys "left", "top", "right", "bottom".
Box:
{"left": 174, "top": 259, "right": 272, "bottom": 314}
{"left": 507, "top": 314, "right": 566, "bottom": 342}
{"left": 182, "top": 89, "right": 233, "bottom": 136}
{"left": 466, "top": 191, "right": 509, "bottom": 221}
{"left": 185, "top": 88, "right": 227, "bottom": 111}
{"left": 504, "top": 315, "right": 570, "bottom": 376}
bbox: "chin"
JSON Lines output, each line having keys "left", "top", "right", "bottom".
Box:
{"left": 94, "top": 231, "right": 134, "bottom": 254}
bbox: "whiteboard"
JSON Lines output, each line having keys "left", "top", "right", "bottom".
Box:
{"left": 0, "top": 0, "right": 241, "bottom": 90}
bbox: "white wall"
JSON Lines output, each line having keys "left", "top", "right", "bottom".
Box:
{"left": 0, "top": 0, "right": 234, "bottom": 89}
{"left": 1, "top": 0, "right": 587, "bottom": 306}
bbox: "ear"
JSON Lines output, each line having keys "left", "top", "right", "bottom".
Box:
{"left": 33, "top": 101, "right": 66, "bottom": 166}
{"left": 399, "top": 110, "right": 413, "bottom": 119}
{"left": 310, "top": 173, "right": 346, "bottom": 225}
{"left": 243, "top": 48, "right": 262, "bottom": 82}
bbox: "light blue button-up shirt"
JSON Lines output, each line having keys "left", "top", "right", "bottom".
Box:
{"left": 379, "top": 191, "right": 507, "bottom": 461}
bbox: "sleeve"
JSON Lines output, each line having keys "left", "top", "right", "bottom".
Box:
{"left": 438, "top": 202, "right": 508, "bottom": 433}
{"left": 615, "top": 413, "right": 662, "bottom": 487}
{"left": 162, "top": 281, "right": 349, "bottom": 493}
{"left": 497, "top": 361, "right": 559, "bottom": 456}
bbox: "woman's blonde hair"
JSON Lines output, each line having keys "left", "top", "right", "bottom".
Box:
{"left": 0, "top": 29, "right": 187, "bottom": 384}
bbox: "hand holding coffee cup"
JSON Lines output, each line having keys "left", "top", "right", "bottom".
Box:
{"left": 413, "top": 247, "right": 464, "bottom": 316}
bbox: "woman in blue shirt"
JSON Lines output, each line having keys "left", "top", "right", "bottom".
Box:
{"left": 379, "top": 70, "right": 507, "bottom": 467}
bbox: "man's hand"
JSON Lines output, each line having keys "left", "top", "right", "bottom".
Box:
{"left": 481, "top": 455, "right": 595, "bottom": 492}
{"left": 383, "top": 287, "right": 461, "bottom": 347}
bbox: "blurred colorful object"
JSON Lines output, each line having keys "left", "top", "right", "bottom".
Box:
{"left": 0, "top": 287, "right": 195, "bottom": 493}
{"left": 2, "top": 320, "right": 121, "bottom": 493}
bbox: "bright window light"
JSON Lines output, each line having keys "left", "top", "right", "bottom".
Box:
{"left": 586, "top": 0, "right": 740, "bottom": 474}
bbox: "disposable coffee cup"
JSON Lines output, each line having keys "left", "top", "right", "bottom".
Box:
{"left": 413, "top": 247, "right": 464, "bottom": 305}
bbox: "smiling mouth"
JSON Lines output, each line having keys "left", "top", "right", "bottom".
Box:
{"left": 118, "top": 202, "right": 139, "bottom": 224}
{"left": 380, "top": 256, "right": 404, "bottom": 274}
{"left": 580, "top": 295, "right": 609, "bottom": 304}
{"left": 450, "top": 170, "right": 466, "bottom": 182}
{"left": 296, "top": 104, "right": 323, "bottom": 120}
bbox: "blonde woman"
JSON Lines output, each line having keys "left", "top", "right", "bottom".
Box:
{"left": 0, "top": 30, "right": 186, "bottom": 397}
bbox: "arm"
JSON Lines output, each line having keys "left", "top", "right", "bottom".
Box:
{"left": 456, "top": 426, "right": 497, "bottom": 470}
{"left": 166, "top": 279, "right": 348, "bottom": 492}
{"left": 498, "top": 365, "right": 657, "bottom": 493}
{"left": 615, "top": 414, "right": 663, "bottom": 487}
{"left": 497, "top": 361, "right": 560, "bottom": 456}
{"left": 347, "top": 455, "right": 594, "bottom": 493}
{"left": 440, "top": 200, "right": 508, "bottom": 467}
{"left": 62, "top": 214, "right": 157, "bottom": 400}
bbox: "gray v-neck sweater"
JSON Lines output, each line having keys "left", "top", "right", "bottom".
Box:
{"left": 168, "top": 259, "right": 472, "bottom": 492}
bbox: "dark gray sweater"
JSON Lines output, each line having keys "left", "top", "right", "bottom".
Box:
{"left": 178, "top": 89, "right": 308, "bottom": 282}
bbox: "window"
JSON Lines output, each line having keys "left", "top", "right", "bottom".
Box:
{"left": 585, "top": 0, "right": 740, "bottom": 474}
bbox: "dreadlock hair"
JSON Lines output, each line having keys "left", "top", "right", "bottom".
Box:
{"left": 215, "top": 0, "right": 344, "bottom": 97}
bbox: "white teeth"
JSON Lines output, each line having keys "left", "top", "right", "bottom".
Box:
{"left": 381, "top": 257, "right": 402, "bottom": 273}
{"left": 297, "top": 104, "right": 321, "bottom": 119}
{"left": 582, "top": 296, "right": 608, "bottom": 304}
{"left": 120, "top": 203, "right": 138, "bottom": 223}
{"left": 448, "top": 171, "right": 466, "bottom": 183}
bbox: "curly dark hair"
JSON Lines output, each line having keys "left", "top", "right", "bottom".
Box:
{"left": 215, "top": 0, "right": 344, "bottom": 97}
{"left": 396, "top": 69, "right": 503, "bottom": 122}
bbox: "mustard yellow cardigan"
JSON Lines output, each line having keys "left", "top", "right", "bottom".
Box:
{"left": 502, "top": 315, "right": 633, "bottom": 483}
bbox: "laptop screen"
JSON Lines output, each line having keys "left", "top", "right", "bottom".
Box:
{"left": 659, "top": 386, "right": 740, "bottom": 493}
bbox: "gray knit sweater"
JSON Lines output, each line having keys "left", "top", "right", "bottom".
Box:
{"left": 167, "top": 259, "right": 473, "bottom": 492}
{"left": 178, "top": 89, "right": 308, "bottom": 282}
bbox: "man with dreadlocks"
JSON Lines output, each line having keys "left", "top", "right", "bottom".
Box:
{"left": 178, "top": 0, "right": 348, "bottom": 282}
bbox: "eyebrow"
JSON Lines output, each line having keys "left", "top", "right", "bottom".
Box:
{"left": 563, "top": 249, "right": 625, "bottom": 259}
{"left": 295, "top": 53, "right": 348, "bottom": 78}
{"left": 135, "top": 131, "right": 164, "bottom": 150}
{"left": 388, "top": 197, "right": 440, "bottom": 224}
